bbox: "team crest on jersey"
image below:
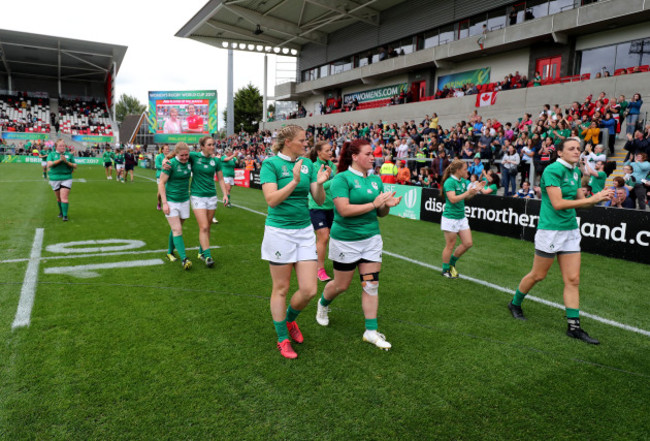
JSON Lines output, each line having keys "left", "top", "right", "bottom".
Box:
{"left": 281, "top": 165, "right": 290, "bottom": 177}
{"left": 301, "top": 165, "right": 309, "bottom": 174}
{"left": 210, "top": 160, "right": 215, "bottom": 167}
{"left": 573, "top": 172, "right": 579, "bottom": 181}
{"left": 371, "top": 182, "right": 378, "bottom": 190}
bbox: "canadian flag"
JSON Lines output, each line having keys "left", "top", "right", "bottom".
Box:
{"left": 476, "top": 91, "right": 498, "bottom": 107}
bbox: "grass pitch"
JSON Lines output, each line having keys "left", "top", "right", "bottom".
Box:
{"left": 0, "top": 163, "right": 649, "bottom": 440}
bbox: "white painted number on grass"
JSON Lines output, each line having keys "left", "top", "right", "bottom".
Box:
{"left": 44, "top": 239, "right": 163, "bottom": 279}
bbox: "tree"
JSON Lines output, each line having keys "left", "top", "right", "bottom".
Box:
{"left": 115, "top": 94, "right": 146, "bottom": 123}
{"left": 230, "top": 84, "right": 263, "bottom": 133}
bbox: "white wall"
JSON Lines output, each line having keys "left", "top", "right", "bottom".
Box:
{"left": 575, "top": 23, "right": 650, "bottom": 51}
{"left": 436, "top": 48, "right": 530, "bottom": 88}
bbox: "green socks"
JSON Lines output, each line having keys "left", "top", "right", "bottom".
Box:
{"left": 273, "top": 319, "right": 289, "bottom": 342}
{"left": 286, "top": 305, "right": 301, "bottom": 323}
{"left": 203, "top": 248, "right": 212, "bottom": 259}
{"left": 450, "top": 255, "right": 459, "bottom": 267}
{"left": 172, "top": 235, "right": 187, "bottom": 259}
{"left": 566, "top": 308, "right": 580, "bottom": 319}
{"left": 512, "top": 289, "right": 527, "bottom": 306}
{"left": 57, "top": 201, "right": 62, "bottom": 214}
{"left": 365, "top": 318, "right": 378, "bottom": 331}
{"left": 61, "top": 202, "right": 69, "bottom": 216}
{"left": 167, "top": 231, "right": 175, "bottom": 254}
{"left": 442, "top": 263, "right": 450, "bottom": 271}
{"left": 319, "top": 294, "right": 332, "bottom": 307}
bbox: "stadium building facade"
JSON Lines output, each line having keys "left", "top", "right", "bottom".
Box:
{"left": 260, "top": 0, "right": 650, "bottom": 129}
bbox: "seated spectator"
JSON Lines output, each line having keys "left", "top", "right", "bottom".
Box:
{"left": 514, "top": 181, "right": 536, "bottom": 198}
{"left": 480, "top": 170, "right": 500, "bottom": 195}
{"left": 605, "top": 177, "right": 635, "bottom": 208}
{"left": 581, "top": 121, "right": 601, "bottom": 145}
{"left": 468, "top": 154, "right": 484, "bottom": 176}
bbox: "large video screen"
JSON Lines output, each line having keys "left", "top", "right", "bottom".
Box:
{"left": 148, "top": 90, "right": 218, "bottom": 143}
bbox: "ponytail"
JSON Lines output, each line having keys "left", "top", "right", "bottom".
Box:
{"left": 338, "top": 138, "right": 369, "bottom": 172}
{"left": 441, "top": 159, "right": 466, "bottom": 200}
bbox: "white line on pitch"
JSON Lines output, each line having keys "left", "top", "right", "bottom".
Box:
{"left": 232, "top": 199, "right": 650, "bottom": 339}
{"left": 0, "top": 247, "right": 203, "bottom": 264}
{"left": 12, "top": 228, "right": 44, "bottom": 330}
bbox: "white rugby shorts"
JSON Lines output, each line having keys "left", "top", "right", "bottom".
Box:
{"left": 41, "top": 161, "right": 47, "bottom": 167}
{"left": 49, "top": 179, "right": 72, "bottom": 191}
{"left": 440, "top": 216, "right": 470, "bottom": 233}
{"left": 165, "top": 200, "right": 190, "bottom": 219}
{"left": 116, "top": 164, "right": 125, "bottom": 171}
{"left": 535, "top": 228, "right": 581, "bottom": 255}
{"left": 223, "top": 176, "right": 235, "bottom": 186}
{"left": 329, "top": 234, "right": 383, "bottom": 264}
{"left": 191, "top": 195, "right": 218, "bottom": 210}
{"left": 261, "top": 225, "right": 316, "bottom": 263}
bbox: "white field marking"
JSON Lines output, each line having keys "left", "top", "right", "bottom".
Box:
{"left": 12, "top": 228, "right": 44, "bottom": 330}
{"left": 231, "top": 199, "right": 650, "bottom": 339}
{"left": 384, "top": 250, "right": 650, "bottom": 338}
{"left": 46, "top": 239, "right": 146, "bottom": 254}
{"left": 44, "top": 259, "right": 164, "bottom": 278}
{"left": 0, "top": 246, "right": 203, "bottom": 264}
{"left": 134, "top": 173, "right": 156, "bottom": 182}
{"left": 72, "top": 178, "right": 86, "bottom": 183}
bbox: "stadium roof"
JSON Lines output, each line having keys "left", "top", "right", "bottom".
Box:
{"left": 0, "top": 29, "right": 127, "bottom": 84}
{"left": 176, "top": 0, "right": 406, "bottom": 55}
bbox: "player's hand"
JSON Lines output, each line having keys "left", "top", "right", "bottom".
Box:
{"left": 223, "top": 195, "right": 229, "bottom": 205}
{"left": 385, "top": 193, "right": 402, "bottom": 208}
{"left": 162, "top": 159, "right": 171, "bottom": 170}
{"left": 316, "top": 164, "right": 331, "bottom": 185}
{"left": 594, "top": 188, "right": 615, "bottom": 203}
{"left": 162, "top": 202, "right": 170, "bottom": 215}
{"left": 292, "top": 159, "right": 303, "bottom": 183}
{"left": 373, "top": 191, "right": 393, "bottom": 208}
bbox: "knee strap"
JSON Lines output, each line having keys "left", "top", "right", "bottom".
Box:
{"left": 360, "top": 272, "right": 379, "bottom": 296}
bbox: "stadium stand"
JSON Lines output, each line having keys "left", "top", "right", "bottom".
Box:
{"left": 0, "top": 93, "right": 51, "bottom": 133}
{"left": 58, "top": 98, "right": 113, "bottom": 136}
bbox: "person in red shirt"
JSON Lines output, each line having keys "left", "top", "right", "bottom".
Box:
{"left": 184, "top": 104, "right": 204, "bottom": 133}
{"left": 396, "top": 160, "right": 411, "bottom": 185}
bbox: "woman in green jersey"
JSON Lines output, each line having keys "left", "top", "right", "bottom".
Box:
{"left": 188, "top": 136, "right": 229, "bottom": 268}
{"left": 47, "top": 139, "right": 77, "bottom": 221}
{"left": 260, "top": 124, "right": 331, "bottom": 359}
{"left": 102, "top": 147, "right": 114, "bottom": 180}
{"left": 508, "top": 138, "right": 614, "bottom": 344}
{"left": 155, "top": 144, "right": 170, "bottom": 210}
{"left": 220, "top": 148, "right": 238, "bottom": 208}
{"left": 440, "top": 159, "right": 484, "bottom": 278}
{"left": 114, "top": 148, "right": 125, "bottom": 183}
{"left": 315, "top": 139, "right": 401, "bottom": 351}
{"left": 308, "top": 141, "right": 337, "bottom": 282}
{"left": 158, "top": 142, "right": 193, "bottom": 270}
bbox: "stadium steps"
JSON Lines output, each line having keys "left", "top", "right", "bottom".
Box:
{"left": 605, "top": 137, "right": 630, "bottom": 187}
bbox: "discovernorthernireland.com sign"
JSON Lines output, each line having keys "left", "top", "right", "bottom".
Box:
{"left": 419, "top": 187, "right": 650, "bottom": 265}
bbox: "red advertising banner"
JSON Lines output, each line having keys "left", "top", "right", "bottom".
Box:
{"left": 234, "top": 168, "right": 250, "bottom": 188}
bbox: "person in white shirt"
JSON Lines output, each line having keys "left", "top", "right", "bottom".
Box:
{"left": 395, "top": 139, "right": 409, "bottom": 159}
{"left": 163, "top": 107, "right": 182, "bottom": 134}
{"left": 580, "top": 144, "right": 607, "bottom": 175}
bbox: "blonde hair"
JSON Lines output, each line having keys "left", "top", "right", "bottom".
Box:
{"left": 174, "top": 142, "right": 190, "bottom": 155}
{"left": 441, "top": 158, "right": 467, "bottom": 189}
{"left": 272, "top": 124, "right": 304, "bottom": 154}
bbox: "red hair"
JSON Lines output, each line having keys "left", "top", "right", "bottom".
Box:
{"left": 338, "top": 138, "right": 370, "bottom": 172}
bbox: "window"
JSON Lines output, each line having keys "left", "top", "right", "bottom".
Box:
{"left": 525, "top": 0, "right": 549, "bottom": 21}
{"left": 549, "top": 0, "right": 574, "bottom": 15}
{"left": 469, "top": 15, "right": 487, "bottom": 37}
{"left": 424, "top": 29, "right": 439, "bottom": 49}
{"left": 579, "top": 45, "right": 616, "bottom": 76}
{"left": 615, "top": 41, "right": 639, "bottom": 70}
{"left": 320, "top": 65, "right": 329, "bottom": 78}
{"left": 487, "top": 8, "right": 507, "bottom": 30}
{"left": 458, "top": 19, "right": 469, "bottom": 39}
{"left": 439, "top": 24, "right": 454, "bottom": 44}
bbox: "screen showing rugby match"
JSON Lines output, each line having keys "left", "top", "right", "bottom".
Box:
{"left": 147, "top": 90, "right": 218, "bottom": 143}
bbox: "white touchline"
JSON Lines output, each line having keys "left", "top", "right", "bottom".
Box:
{"left": 0, "top": 246, "right": 204, "bottom": 264}
{"left": 230, "top": 199, "right": 650, "bottom": 338}
{"left": 46, "top": 239, "right": 146, "bottom": 254}
{"left": 12, "top": 228, "right": 44, "bottom": 330}
{"left": 44, "top": 259, "right": 164, "bottom": 278}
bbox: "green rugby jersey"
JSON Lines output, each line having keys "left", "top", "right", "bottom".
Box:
{"left": 220, "top": 155, "right": 237, "bottom": 178}
{"left": 39, "top": 150, "right": 48, "bottom": 160}
{"left": 308, "top": 158, "right": 336, "bottom": 211}
{"left": 330, "top": 168, "right": 383, "bottom": 241}
{"left": 102, "top": 151, "right": 114, "bottom": 163}
{"left": 155, "top": 153, "right": 165, "bottom": 178}
{"left": 260, "top": 153, "right": 316, "bottom": 229}
{"left": 162, "top": 157, "right": 191, "bottom": 203}
{"left": 189, "top": 151, "right": 221, "bottom": 197}
{"left": 47, "top": 152, "right": 75, "bottom": 180}
{"left": 588, "top": 170, "right": 607, "bottom": 194}
{"left": 114, "top": 153, "right": 124, "bottom": 164}
{"left": 442, "top": 175, "right": 468, "bottom": 219}
{"left": 538, "top": 159, "right": 581, "bottom": 230}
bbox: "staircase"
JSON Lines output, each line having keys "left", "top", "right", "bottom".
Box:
{"left": 605, "top": 137, "right": 630, "bottom": 187}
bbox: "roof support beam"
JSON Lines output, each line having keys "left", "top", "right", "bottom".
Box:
{"left": 0, "top": 41, "right": 11, "bottom": 75}
{"left": 303, "top": 0, "right": 379, "bottom": 26}
{"left": 205, "top": 20, "right": 287, "bottom": 46}
{"left": 61, "top": 51, "right": 109, "bottom": 72}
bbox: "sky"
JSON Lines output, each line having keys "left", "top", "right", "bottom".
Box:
{"left": 0, "top": 0, "right": 287, "bottom": 127}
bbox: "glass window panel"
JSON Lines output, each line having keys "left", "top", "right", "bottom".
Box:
{"left": 372, "top": 54, "right": 380, "bottom": 63}
{"left": 342, "top": 61, "right": 352, "bottom": 72}
{"left": 424, "top": 30, "right": 439, "bottom": 49}
{"left": 320, "top": 65, "right": 329, "bottom": 78}
{"left": 579, "top": 46, "right": 616, "bottom": 76}
{"left": 469, "top": 15, "right": 487, "bottom": 37}
{"left": 524, "top": 0, "right": 548, "bottom": 21}
{"left": 549, "top": 0, "right": 574, "bottom": 14}
{"left": 615, "top": 41, "right": 640, "bottom": 70}
{"left": 399, "top": 38, "right": 415, "bottom": 54}
{"left": 487, "top": 8, "right": 507, "bottom": 30}
{"left": 358, "top": 57, "right": 368, "bottom": 67}
{"left": 439, "top": 25, "right": 454, "bottom": 44}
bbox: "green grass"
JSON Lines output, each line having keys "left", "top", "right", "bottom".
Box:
{"left": 1, "top": 163, "right": 649, "bottom": 440}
